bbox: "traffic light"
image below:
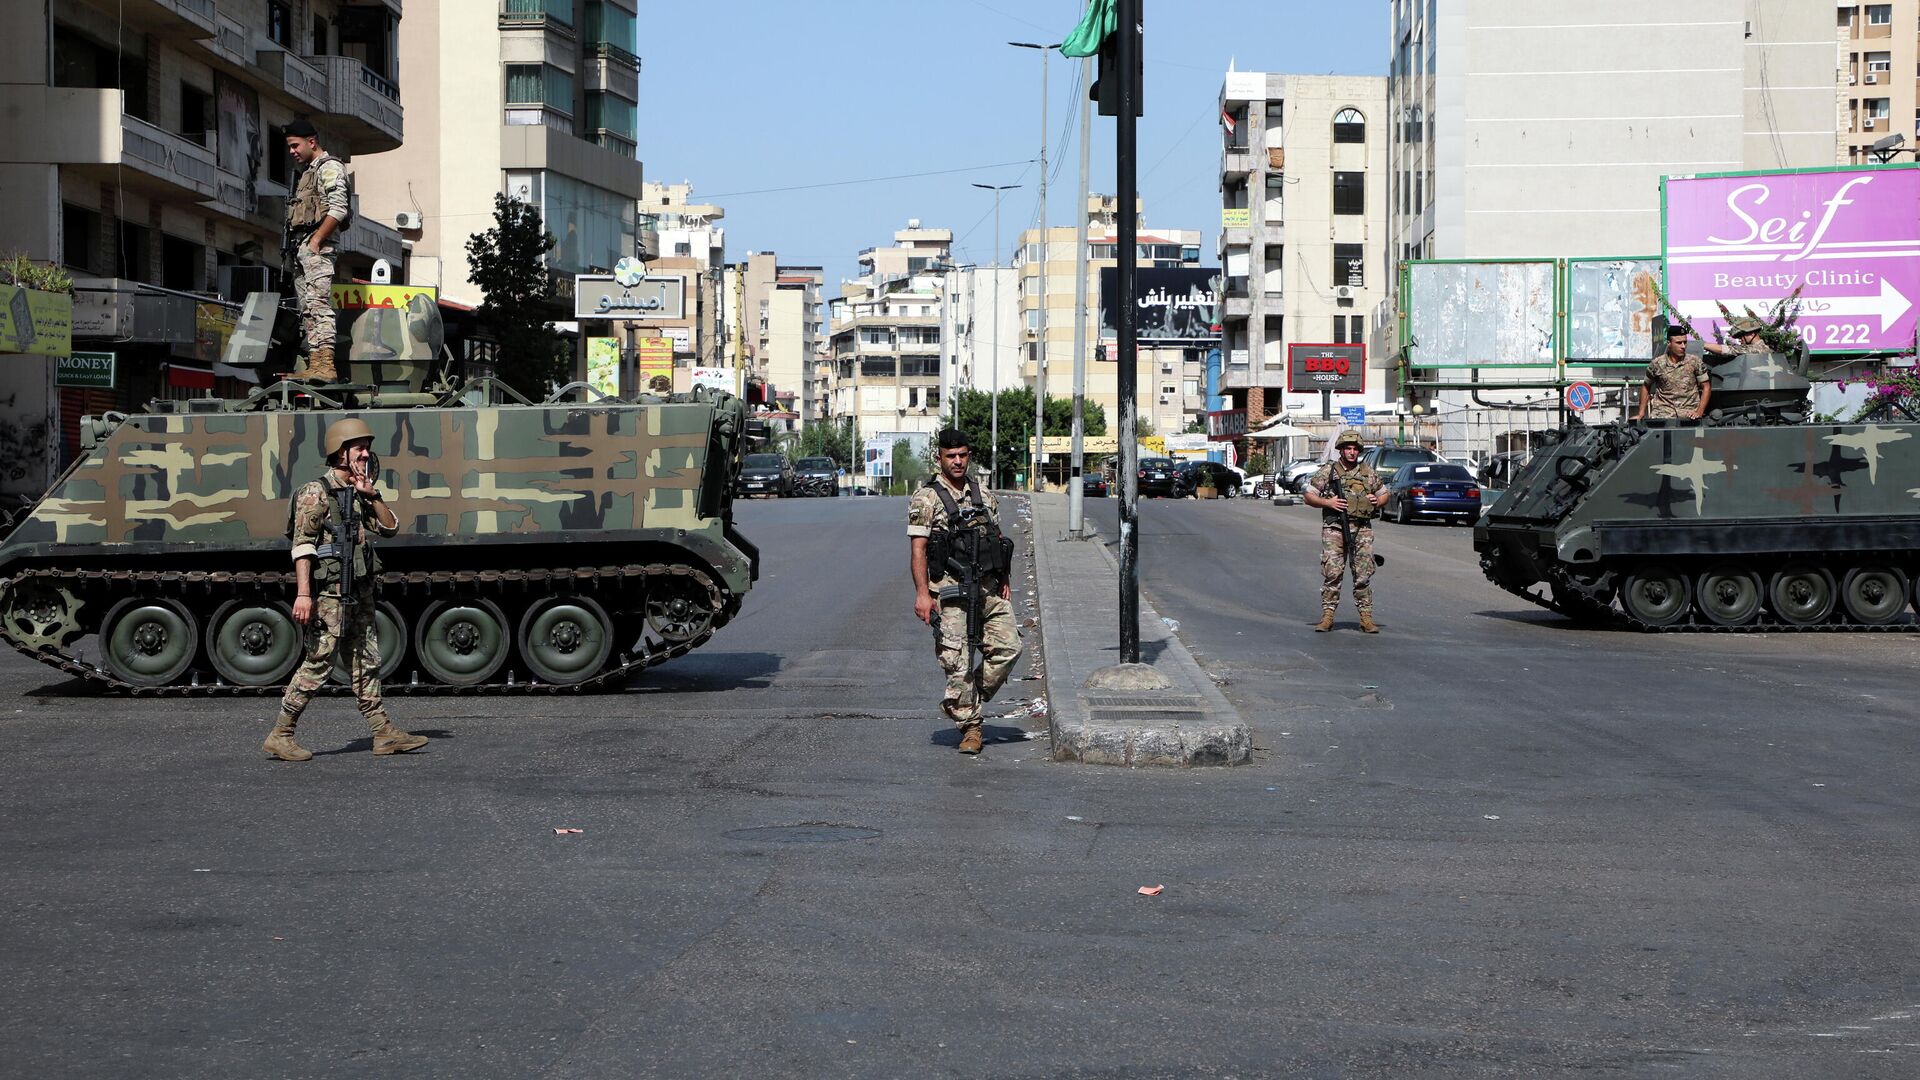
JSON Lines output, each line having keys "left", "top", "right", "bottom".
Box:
{"left": 1090, "top": 10, "right": 1142, "bottom": 117}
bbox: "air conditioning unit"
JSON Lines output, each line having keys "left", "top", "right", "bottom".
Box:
{"left": 1865, "top": 118, "right": 1880, "bottom": 130}
{"left": 394, "top": 211, "right": 422, "bottom": 229}
{"left": 1334, "top": 285, "right": 1356, "bottom": 299}
{"left": 1848, "top": 73, "right": 1857, "bottom": 84}
{"left": 1865, "top": 73, "right": 1878, "bottom": 84}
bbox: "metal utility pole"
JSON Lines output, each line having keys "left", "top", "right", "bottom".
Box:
{"left": 972, "top": 182, "right": 1019, "bottom": 487}
{"left": 1114, "top": 0, "right": 1142, "bottom": 664}
{"left": 1068, "top": 56, "right": 1092, "bottom": 536}
{"left": 1011, "top": 41, "right": 1055, "bottom": 492}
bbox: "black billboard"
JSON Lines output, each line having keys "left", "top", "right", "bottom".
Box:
{"left": 1098, "top": 267, "right": 1221, "bottom": 343}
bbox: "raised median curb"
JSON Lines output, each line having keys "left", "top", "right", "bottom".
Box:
{"left": 1024, "top": 492, "right": 1250, "bottom": 767}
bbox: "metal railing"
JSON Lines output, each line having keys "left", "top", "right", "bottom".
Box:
{"left": 588, "top": 41, "right": 638, "bottom": 68}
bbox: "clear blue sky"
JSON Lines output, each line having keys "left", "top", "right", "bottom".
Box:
{"left": 638, "top": 1, "right": 1389, "bottom": 289}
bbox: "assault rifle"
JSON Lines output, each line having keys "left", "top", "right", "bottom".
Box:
{"left": 1320, "top": 470, "right": 1387, "bottom": 572}
{"left": 328, "top": 452, "right": 379, "bottom": 608}
{"left": 278, "top": 158, "right": 307, "bottom": 294}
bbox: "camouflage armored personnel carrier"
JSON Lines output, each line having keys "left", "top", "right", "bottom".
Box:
{"left": 1477, "top": 347, "right": 1919, "bottom": 630}
{"left": 0, "top": 293, "right": 758, "bottom": 691}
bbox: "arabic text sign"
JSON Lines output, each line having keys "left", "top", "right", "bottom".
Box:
{"left": 330, "top": 284, "right": 439, "bottom": 311}
{"left": 0, "top": 284, "right": 74, "bottom": 357}
{"left": 1098, "top": 267, "right": 1222, "bottom": 342}
{"left": 1664, "top": 167, "right": 1920, "bottom": 352}
{"left": 573, "top": 274, "right": 686, "bottom": 321}
{"left": 1287, "top": 343, "right": 1367, "bottom": 395}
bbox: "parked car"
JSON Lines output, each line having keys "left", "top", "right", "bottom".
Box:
{"left": 1080, "top": 473, "right": 1110, "bottom": 498}
{"left": 792, "top": 456, "right": 839, "bottom": 497}
{"left": 1362, "top": 443, "right": 1443, "bottom": 484}
{"left": 735, "top": 453, "right": 793, "bottom": 498}
{"left": 1136, "top": 456, "right": 1180, "bottom": 497}
{"left": 1171, "top": 460, "right": 1243, "bottom": 498}
{"left": 1383, "top": 462, "right": 1482, "bottom": 524}
{"left": 1280, "top": 457, "right": 1323, "bottom": 493}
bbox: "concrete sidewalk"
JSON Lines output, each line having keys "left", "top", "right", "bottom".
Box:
{"left": 1025, "top": 492, "right": 1250, "bottom": 766}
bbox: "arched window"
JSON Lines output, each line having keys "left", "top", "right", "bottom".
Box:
{"left": 1333, "top": 108, "right": 1365, "bottom": 144}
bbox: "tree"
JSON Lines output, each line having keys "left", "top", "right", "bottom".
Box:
{"left": 889, "top": 438, "right": 929, "bottom": 495}
{"left": 794, "top": 417, "right": 857, "bottom": 466}
{"left": 465, "top": 193, "right": 568, "bottom": 396}
{"left": 950, "top": 388, "right": 1109, "bottom": 487}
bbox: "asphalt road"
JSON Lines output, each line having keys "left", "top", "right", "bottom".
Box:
{"left": 1, "top": 493, "right": 1916, "bottom": 1077}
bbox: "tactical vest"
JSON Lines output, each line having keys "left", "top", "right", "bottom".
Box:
{"left": 288, "top": 478, "right": 381, "bottom": 594}
{"left": 1320, "top": 463, "right": 1380, "bottom": 524}
{"left": 925, "top": 477, "right": 1014, "bottom": 584}
{"left": 287, "top": 154, "right": 354, "bottom": 234}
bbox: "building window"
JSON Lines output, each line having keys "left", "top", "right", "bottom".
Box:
{"left": 1332, "top": 171, "right": 1365, "bottom": 215}
{"left": 584, "top": 92, "right": 635, "bottom": 138}
{"left": 1333, "top": 244, "right": 1364, "bottom": 287}
{"left": 311, "top": 14, "right": 328, "bottom": 55}
{"left": 1867, "top": 98, "right": 1890, "bottom": 120}
{"left": 268, "top": 1, "right": 294, "bottom": 47}
{"left": 161, "top": 234, "right": 206, "bottom": 292}
{"left": 1866, "top": 51, "right": 1892, "bottom": 73}
{"left": 506, "top": 64, "right": 574, "bottom": 111}
{"left": 267, "top": 124, "right": 289, "bottom": 184}
{"left": 179, "top": 83, "right": 211, "bottom": 141}
{"left": 1332, "top": 107, "right": 1366, "bottom": 143}
{"left": 860, "top": 358, "right": 895, "bottom": 377}
{"left": 62, "top": 204, "right": 102, "bottom": 275}
{"left": 504, "top": 0, "right": 576, "bottom": 26}
{"left": 582, "top": 1, "right": 635, "bottom": 47}
{"left": 1866, "top": 4, "right": 1891, "bottom": 25}
{"left": 117, "top": 221, "right": 153, "bottom": 283}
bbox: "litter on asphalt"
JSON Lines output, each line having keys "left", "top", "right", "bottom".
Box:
{"left": 1137, "top": 885, "right": 1165, "bottom": 897}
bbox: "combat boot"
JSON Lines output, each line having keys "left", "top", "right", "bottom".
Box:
{"left": 1358, "top": 613, "right": 1379, "bottom": 634}
{"left": 261, "top": 716, "right": 313, "bottom": 762}
{"left": 1313, "top": 610, "right": 1335, "bottom": 632}
{"left": 301, "top": 344, "right": 337, "bottom": 384}
{"left": 370, "top": 720, "right": 428, "bottom": 755}
{"left": 957, "top": 727, "right": 984, "bottom": 755}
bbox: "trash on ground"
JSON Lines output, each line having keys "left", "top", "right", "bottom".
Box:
{"left": 1482, "top": 815, "right": 1500, "bottom": 821}
{"left": 1066, "top": 815, "right": 1083, "bottom": 821}
{"left": 1137, "top": 884, "right": 1165, "bottom": 897}
{"left": 553, "top": 827, "right": 584, "bottom": 835}
{"left": 1161, "top": 618, "right": 1180, "bottom": 631}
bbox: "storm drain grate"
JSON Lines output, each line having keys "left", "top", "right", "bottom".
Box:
{"left": 723, "top": 824, "right": 881, "bottom": 844}
{"left": 1084, "top": 693, "right": 1206, "bottom": 720}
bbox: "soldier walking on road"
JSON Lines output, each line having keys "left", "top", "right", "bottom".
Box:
{"left": 907, "top": 429, "right": 1022, "bottom": 755}
{"left": 260, "top": 419, "right": 428, "bottom": 761}
{"left": 1303, "top": 429, "right": 1388, "bottom": 633}
{"left": 277, "top": 119, "right": 350, "bottom": 384}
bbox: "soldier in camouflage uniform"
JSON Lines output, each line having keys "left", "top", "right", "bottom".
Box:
{"left": 907, "top": 428, "right": 1022, "bottom": 755}
{"left": 1303, "top": 429, "right": 1389, "bottom": 633}
{"left": 261, "top": 418, "right": 428, "bottom": 761}
{"left": 1703, "top": 315, "right": 1771, "bottom": 358}
{"left": 278, "top": 119, "right": 350, "bottom": 383}
{"left": 1636, "top": 324, "right": 1712, "bottom": 421}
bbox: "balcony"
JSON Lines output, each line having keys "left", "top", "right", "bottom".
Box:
{"left": 505, "top": 104, "right": 574, "bottom": 135}
{"left": 255, "top": 48, "right": 330, "bottom": 114}
{"left": 1221, "top": 225, "right": 1252, "bottom": 248}
{"left": 335, "top": 215, "right": 406, "bottom": 268}
{"left": 583, "top": 54, "right": 639, "bottom": 99}
{"left": 500, "top": 0, "right": 576, "bottom": 37}
{"left": 120, "top": 0, "right": 216, "bottom": 40}
{"left": 1222, "top": 146, "right": 1252, "bottom": 177}
{"left": 1261, "top": 221, "right": 1284, "bottom": 246}
{"left": 317, "top": 55, "right": 403, "bottom": 152}
{"left": 196, "top": 16, "right": 329, "bottom": 115}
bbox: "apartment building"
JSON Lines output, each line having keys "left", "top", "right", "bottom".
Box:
{"left": 723, "top": 253, "right": 823, "bottom": 418}
{"left": 1013, "top": 196, "right": 1208, "bottom": 437}
{"left": 826, "top": 224, "right": 954, "bottom": 441}
{"left": 639, "top": 180, "right": 725, "bottom": 383}
{"left": 938, "top": 264, "right": 1021, "bottom": 407}
{"left": 353, "top": 0, "right": 642, "bottom": 312}
{"left": 1838, "top": 2, "right": 1920, "bottom": 163}
{"left": 1388, "top": 0, "right": 1836, "bottom": 265}
{"left": 1218, "top": 75, "right": 1391, "bottom": 430}
{"left": 0, "top": 0, "right": 407, "bottom": 487}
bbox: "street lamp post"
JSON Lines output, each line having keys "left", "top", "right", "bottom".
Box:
{"left": 1011, "top": 41, "right": 1057, "bottom": 491}
{"left": 972, "top": 181, "right": 1020, "bottom": 487}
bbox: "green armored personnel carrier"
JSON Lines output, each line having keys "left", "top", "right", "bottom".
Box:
{"left": 1477, "top": 347, "right": 1919, "bottom": 630}
{"left": 0, "top": 293, "right": 758, "bottom": 691}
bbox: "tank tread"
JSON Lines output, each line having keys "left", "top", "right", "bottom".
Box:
{"left": 0, "top": 562, "right": 727, "bottom": 695}
{"left": 1479, "top": 554, "right": 1920, "bottom": 633}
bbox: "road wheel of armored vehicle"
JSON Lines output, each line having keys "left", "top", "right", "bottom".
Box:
{"left": 517, "top": 596, "right": 615, "bottom": 686}
{"left": 1840, "top": 567, "right": 1908, "bottom": 625}
{"left": 414, "top": 599, "right": 510, "bottom": 686}
{"left": 0, "top": 581, "right": 85, "bottom": 652}
{"left": 647, "top": 580, "right": 714, "bottom": 644}
{"left": 1621, "top": 564, "right": 1691, "bottom": 627}
{"left": 330, "top": 601, "right": 408, "bottom": 685}
{"left": 1694, "top": 566, "right": 1764, "bottom": 628}
{"left": 1768, "top": 565, "right": 1836, "bottom": 627}
{"left": 207, "top": 600, "right": 302, "bottom": 687}
{"left": 101, "top": 598, "right": 200, "bottom": 687}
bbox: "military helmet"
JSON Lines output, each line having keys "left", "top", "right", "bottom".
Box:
{"left": 1728, "top": 315, "right": 1765, "bottom": 335}
{"left": 323, "top": 418, "right": 375, "bottom": 457}
{"left": 1334, "top": 428, "right": 1366, "bottom": 449}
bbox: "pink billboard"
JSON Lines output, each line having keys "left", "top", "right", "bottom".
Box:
{"left": 1663, "top": 166, "right": 1920, "bottom": 353}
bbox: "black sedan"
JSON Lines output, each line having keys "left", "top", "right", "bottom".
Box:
{"left": 735, "top": 453, "right": 793, "bottom": 498}
{"left": 1170, "top": 460, "right": 1242, "bottom": 498}
{"left": 1383, "top": 462, "right": 1481, "bottom": 524}
{"left": 1137, "top": 456, "right": 1179, "bottom": 497}
{"left": 1080, "top": 474, "right": 1110, "bottom": 498}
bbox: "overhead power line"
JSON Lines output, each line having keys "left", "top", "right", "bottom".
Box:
{"left": 704, "top": 159, "right": 1036, "bottom": 199}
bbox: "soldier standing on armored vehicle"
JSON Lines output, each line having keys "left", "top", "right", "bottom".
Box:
{"left": 907, "top": 429, "right": 1021, "bottom": 755}
{"left": 1702, "top": 315, "right": 1771, "bottom": 358}
{"left": 260, "top": 419, "right": 428, "bottom": 761}
{"left": 277, "top": 119, "right": 349, "bottom": 384}
{"left": 1303, "top": 429, "right": 1389, "bottom": 634}
{"left": 1636, "top": 324, "right": 1713, "bottom": 422}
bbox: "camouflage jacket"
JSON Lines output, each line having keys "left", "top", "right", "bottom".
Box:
{"left": 908, "top": 475, "right": 1003, "bottom": 593}
{"left": 287, "top": 154, "right": 350, "bottom": 239}
{"left": 1308, "top": 460, "right": 1383, "bottom": 524}
{"left": 288, "top": 470, "right": 398, "bottom": 594}
{"left": 1644, "top": 354, "right": 1710, "bottom": 418}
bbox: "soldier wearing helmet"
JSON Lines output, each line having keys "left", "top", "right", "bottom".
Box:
{"left": 261, "top": 418, "right": 428, "bottom": 761}
{"left": 1702, "top": 315, "right": 1770, "bottom": 357}
{"left": 1302, "top": 428, "right": 1389, "bottom": 633}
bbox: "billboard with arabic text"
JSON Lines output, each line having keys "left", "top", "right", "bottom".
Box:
{"left": 1098, "top": 267, "right": 1222, "bottom": 343}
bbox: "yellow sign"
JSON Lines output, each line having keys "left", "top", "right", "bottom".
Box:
{"left": 330, "top": 284, "right": 440, "bottom": 311}
{"left": 1029, "top": 436, "right": 1163, "bottom": 456}
{"left": 586, "top": 337, "right": 620, "bottom": 397}
{"left": 638, "top": 336, "right": 672, "bottom": 392}
{"left": 1220, "top": 207, "right": 1250, "bottom": 229}
{"left": 191, "top": 303, "right": 239, "bottom": 364}
{"left": 0, "top": 284, "right": 75, "bottom": 357}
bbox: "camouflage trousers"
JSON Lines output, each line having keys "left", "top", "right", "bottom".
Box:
{"left": 1320, "top": 523, "right": 1377, "bottom": 614}
{"left": 931, "top": 588, "right": 1022, "bottom": 728}
{"left": 292, "top": 244, "right": 337, "bottom": 352}
{"left": 279, "top": 593, "right": 389, "bottom": 729}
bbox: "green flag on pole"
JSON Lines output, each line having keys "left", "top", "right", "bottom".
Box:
{"left": 1059, "top": 0, "right": 1115, "bottom": 58}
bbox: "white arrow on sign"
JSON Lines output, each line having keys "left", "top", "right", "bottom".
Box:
{"left": 1674, "top": 277, "right": 1912, "bottom": 332}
